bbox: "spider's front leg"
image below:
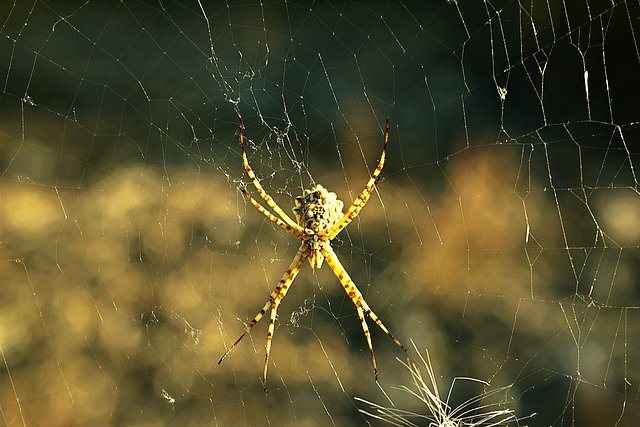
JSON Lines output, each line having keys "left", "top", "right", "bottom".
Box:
{"left": 321, "top": 243, "right": 406, "bottom": 380}
{"left": 218, "top": 245, "right": 308, "bottom": 389}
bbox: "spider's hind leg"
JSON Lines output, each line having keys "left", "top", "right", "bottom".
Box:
{"left": 327, "top": 118, "right": 390, "bottom": 239}
{"left": 238, "top": 119, "right": 303, "bottom": 234}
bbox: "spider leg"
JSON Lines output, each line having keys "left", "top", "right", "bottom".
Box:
{"left": 328, "top": 118, "right": 389, "bottom": 239}
{"left": 321, "top": 244, "right": 406, "bottom": 379}
{"left": 239, "top": 187, "right": 306, "bottom": 238}
{"left": 239, "top": 119, "right": 305, "bottom": 234}
{"left": 218, "top": 245, "right": 308, "bottom": 388}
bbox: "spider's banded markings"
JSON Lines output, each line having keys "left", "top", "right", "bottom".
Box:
{"left": 219, "top": 118, "right": 405, "bottom": 389}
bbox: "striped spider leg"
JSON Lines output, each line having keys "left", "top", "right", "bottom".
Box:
{"left": 219, "top": 118, "right": 405, "bottom": 388}
{"left": 327, "top": 118, "right": 390, "bottom": 239}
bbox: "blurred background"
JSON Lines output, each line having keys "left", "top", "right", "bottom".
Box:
{"left": 1, "top": 0, "right": 639, "bottom": 425}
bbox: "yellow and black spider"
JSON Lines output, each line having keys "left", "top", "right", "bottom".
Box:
{"left": 219, "top": 118, "right": 406, "bottom": 387}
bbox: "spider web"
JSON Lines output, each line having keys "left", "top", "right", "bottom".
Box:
{"left": 1, "top": 0, "right": 639, "bottom": 425}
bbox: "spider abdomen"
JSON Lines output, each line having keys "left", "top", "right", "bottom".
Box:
{"left": 292, "top": 184, "right": 344, "bottom": 232}
{"left": 292, "top": 184, "right": 344, "bottom": 268}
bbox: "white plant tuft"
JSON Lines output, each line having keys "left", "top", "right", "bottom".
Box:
{"left": 356, "top": 341, "right": 533, "bottom": 427}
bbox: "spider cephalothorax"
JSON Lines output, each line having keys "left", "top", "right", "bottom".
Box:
{"left": 219, "top": 118, "right": 405, "bottom": 388}
{"left": 292, "top": 184, "right": 344, "bottom": 268}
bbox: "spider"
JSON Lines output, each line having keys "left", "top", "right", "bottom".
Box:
{"left": 218, "top": 118, "right": 406, "bottom": 388}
